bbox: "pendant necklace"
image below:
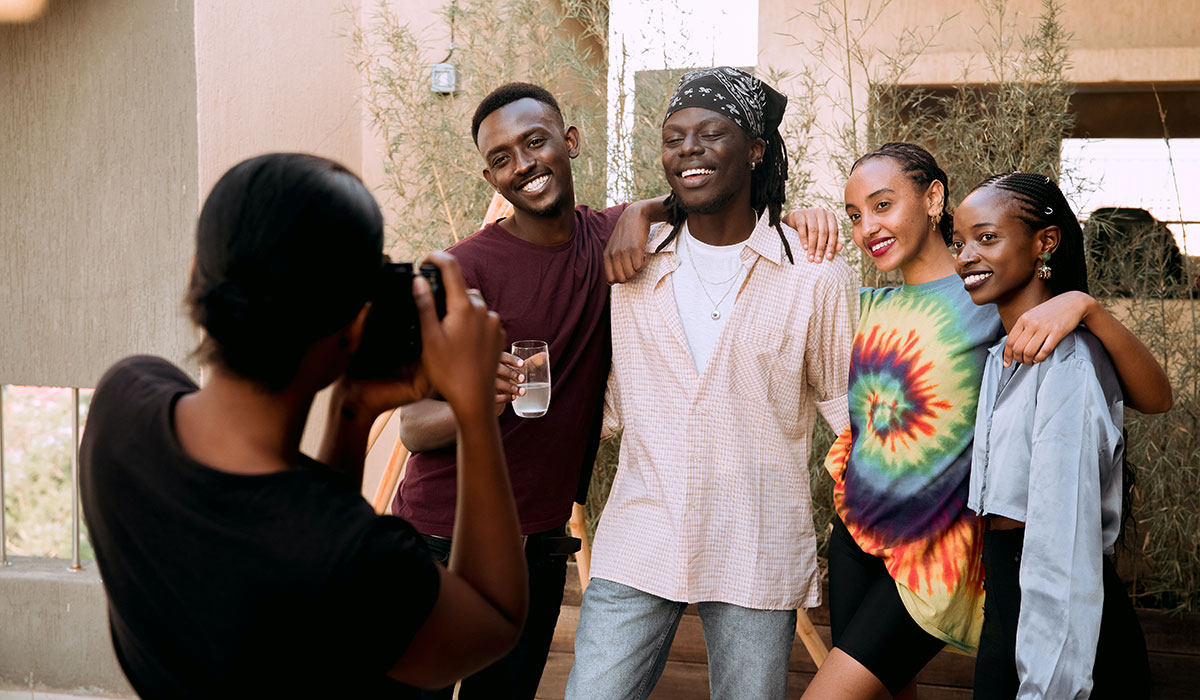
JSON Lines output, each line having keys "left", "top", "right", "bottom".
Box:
{"left": 683, "top": 232, "right": 742, "bottom": 320}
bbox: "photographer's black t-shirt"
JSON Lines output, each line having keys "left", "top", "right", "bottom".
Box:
{"left": 80, "top": 356, "right": 440, "bottom": 699}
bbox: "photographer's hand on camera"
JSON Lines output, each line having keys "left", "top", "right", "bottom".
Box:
{"left": 413, "top": 252, "right": 505, "bottom": 416}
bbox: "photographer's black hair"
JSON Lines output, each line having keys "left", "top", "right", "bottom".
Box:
{"left": 186, "top": 153, "right": 384, "bottom": 391}
{"left": 851, "top": 142, "right": 954, "bottom": 245}
{"left": 471, "top": 82, "right": 564, "bottom": 146}
{"left": 656, "top": 120, "right": 794, "bottom": 264}
{"left": 968, "top": 172, "right": 1089, "bottom": 297}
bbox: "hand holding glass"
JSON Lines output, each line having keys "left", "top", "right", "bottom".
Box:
{"left": 511, "top": 341, "right": 551, "bottom": 418}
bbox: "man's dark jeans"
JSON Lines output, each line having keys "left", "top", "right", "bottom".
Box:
{"left": 418, "top": 526, "right": 576, "bottom": 700}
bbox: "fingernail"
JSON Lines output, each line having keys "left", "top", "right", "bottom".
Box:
{"left": 519, "top": 387, "right": 526, "bottom": 396}
{"left": 518, "top": 373, "right": 525, "bottom": 382}
{"left": 516, "top": 359, "right": 524, "bottom": 367}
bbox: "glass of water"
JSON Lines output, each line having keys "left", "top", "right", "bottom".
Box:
{"left": 511, "top": 340, "right": 551, "bottom": 418}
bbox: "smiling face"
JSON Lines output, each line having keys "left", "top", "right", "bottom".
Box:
{"left": 477, "top": 98, "right": 579, "bottom": 218}
{"left": 661, "top": 107, "right": 763, "bottom": 215}
{"left": 844, "top": 157, "right": 947, "bottom": 277}
{"left": 951, "top": 187, "right": 1058, "bottom": 307}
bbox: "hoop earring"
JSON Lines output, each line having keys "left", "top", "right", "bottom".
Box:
{"left": 1036, "top": 252, "right": 1052, "bottom": 280}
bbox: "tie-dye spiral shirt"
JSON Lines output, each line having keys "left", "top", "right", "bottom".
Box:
{"left": 825, "top": 273, "right": 1000, "bottom": 652}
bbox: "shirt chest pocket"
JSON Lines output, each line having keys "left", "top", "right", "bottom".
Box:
{"left": 728, "top": 322, "right": 808, "bottom": 407}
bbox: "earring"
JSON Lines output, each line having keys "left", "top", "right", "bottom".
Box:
{"left": 1036, "top": 252, "right": 1052, "bottom": 280}
{"left": 750, "top": 161, "right": 758, "bottom": 171}
{"left": 931, "top": 211, "right": 942, "bottom": 230}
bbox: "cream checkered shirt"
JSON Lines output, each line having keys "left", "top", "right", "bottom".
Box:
{"left": 591, "top": 215, "right": 856, "bottom": 610}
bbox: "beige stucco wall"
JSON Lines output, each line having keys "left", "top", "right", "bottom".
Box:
{"left": 0, "top": 0, "right": 200, "bottom": 388}
{"left": 757, "top": 0, "right": 1200, "bottom": 199}
{"left": 194, "top": 1, "right": 364, "bottom": 199}
{"left": 759, "top": 0, "right": 1200, "bottom": 86}
{"left": 0, "top": 1, "right": 367, "bottom": 391}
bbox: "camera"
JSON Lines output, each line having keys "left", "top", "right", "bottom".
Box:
{"left": 347, "top": 262, "right": 447, "bottom": 379}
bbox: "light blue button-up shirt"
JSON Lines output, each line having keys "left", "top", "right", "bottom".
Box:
{"left": 969, "top": 329, "right": 1125, "bottom": 699}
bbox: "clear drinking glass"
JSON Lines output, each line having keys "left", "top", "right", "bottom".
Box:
{"left": 511, "top": 340, "right": 551, "bottom": 418}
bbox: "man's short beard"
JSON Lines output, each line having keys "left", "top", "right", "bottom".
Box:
{"left": 679, "top": 187, "right": 738, "bottom": 216}
{"left": 513, "top": 192, "right": 566, "bottom": 218}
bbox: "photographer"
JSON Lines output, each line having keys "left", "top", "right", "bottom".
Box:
{"left": 79, "top": 153, "right": 527, "bottom": 699}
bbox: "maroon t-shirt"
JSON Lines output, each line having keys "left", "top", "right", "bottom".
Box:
{"left": 394, "top": 204, "right": 627, "bottom": 536}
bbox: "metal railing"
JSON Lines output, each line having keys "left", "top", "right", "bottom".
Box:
{"left": 0, "top": 384, "right": 85, "bottom": 571}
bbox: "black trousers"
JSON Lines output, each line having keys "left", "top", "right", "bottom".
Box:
{"left": 973, "top": 528, "right": 1152, "bottom": 700}
{"left": 418, "top": 526, "right": 576, "bottom": 700}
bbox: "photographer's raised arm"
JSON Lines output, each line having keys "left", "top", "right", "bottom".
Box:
{"left": 388, "top": 251, "right": 528, "bottom": 688}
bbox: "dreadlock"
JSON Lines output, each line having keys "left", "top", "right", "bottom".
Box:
{"left": 656, "top": 126, "right": 794, "bottom": 264}
{"left": 969, "top": 172, "right": 1089, "bottom": 297}
{"left": 851, "top": 142, "right": 953, "bottom": 244}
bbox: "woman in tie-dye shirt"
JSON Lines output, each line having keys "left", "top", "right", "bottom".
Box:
{"left": 799, "top": 143, "right": 1171, "bottom": 700}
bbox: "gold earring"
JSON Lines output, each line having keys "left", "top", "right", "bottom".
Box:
{"left": 1036, "top": 252, "right": 1052, "bottom": 280}
{"left": 931, "top": 211, "right": 942, "bottom": 230}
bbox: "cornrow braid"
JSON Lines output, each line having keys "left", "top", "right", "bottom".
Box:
{"left": 851, "top": 142, "right": 953, "bottom": 244}
{"left": 970, "top": 172, "right": 1089, "bottom": 296}
{"left": 656, "top": 127, "right": 794, "bottom": 264}
{"left": 971, "top": 172, "right": 1131, "bottom": 542}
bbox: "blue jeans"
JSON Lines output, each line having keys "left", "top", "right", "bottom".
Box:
{"left": 565, "top": 578, "right": 796, "bottom": 700}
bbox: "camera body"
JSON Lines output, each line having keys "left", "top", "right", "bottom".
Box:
{"left": 347, "top": 262, "right": 446, "bottom": 379}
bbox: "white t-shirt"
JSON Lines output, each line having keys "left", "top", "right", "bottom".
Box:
{"left": 672, "top": 223, "right": 748, "bottom": 371}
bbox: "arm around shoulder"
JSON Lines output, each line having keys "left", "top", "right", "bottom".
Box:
{"left": 1008, "top": 291, "right": 1172, "bottom": 413}
{"left": 1079, "top": 295, "right": 1172, "bottom": 414}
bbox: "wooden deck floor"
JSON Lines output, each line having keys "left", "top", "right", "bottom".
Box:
{"left": 537, "top": 563, "right": 1200, "bottom": 699}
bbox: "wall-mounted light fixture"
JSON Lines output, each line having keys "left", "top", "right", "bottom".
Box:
{"left": 431, "top": 61, "right": 457, "bottom": 95}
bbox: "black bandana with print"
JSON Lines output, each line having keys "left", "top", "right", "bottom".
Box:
{"left": 664, "top": 66, "right": 787, "bottom": 138}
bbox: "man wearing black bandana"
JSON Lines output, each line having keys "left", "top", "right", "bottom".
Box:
{"left": 566, "top": 68, "right": 857, "bottom": 699}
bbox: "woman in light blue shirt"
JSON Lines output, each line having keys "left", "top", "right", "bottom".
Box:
{"left": 951, "top": 173, "right": 1153, "bottom": 699}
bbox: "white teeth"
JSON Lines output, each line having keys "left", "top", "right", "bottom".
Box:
{"left": 870, "top": 238, "right": 894, "bottom": 252}
{"left": 521, "top": 174, "right": 549, "bottom": 193}
{"left": 681, "top": 168, "right": 714, "bottom": 178}
{"left": 964, "top": 272, "right": 992, "bottom": 285}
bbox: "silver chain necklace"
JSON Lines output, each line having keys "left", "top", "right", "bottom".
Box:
{"left": 682, "top": 232, "right": 742, "bottom": 320}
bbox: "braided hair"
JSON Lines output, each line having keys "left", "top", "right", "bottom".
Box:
{"left": 851, "top": 142, "right": 953, "bottom": 244}
{"left": 655, "top": 125, "right": 794, "bottom": 264}
{"left": 968, "top": 173, "right": 1134, "bottom": 539}
{"left": 968, "top": 172, "right": 1089, "bottom": 297}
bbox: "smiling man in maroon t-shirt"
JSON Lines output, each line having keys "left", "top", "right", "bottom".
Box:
{"left": 391, "top": 83, "right": 660, "bottom": 700}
